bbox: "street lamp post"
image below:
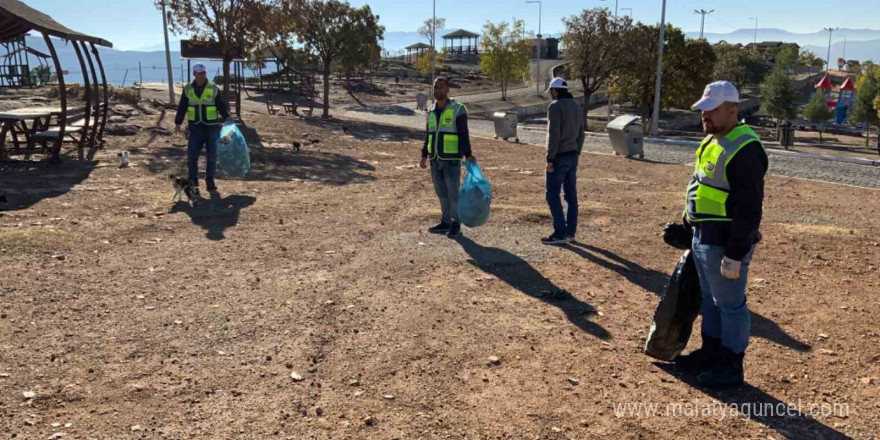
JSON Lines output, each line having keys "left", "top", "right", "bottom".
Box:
{"left": 431, "top": 0, "right": 436, "bottom": 101}
{"left": 749, "top": 17, "right": 758, "bottom": 45}
{"left": 526, "top": 1, "right": 542, "bottom": 95}
{"left": 694, "top": 9, "right": 714, "bottom": 39}
{"left": 824, "top": 27, "right": 839, "bottom": 72}
{"left": 651, "top": 0, "right": 667, "bottom": 137}
{"left": 161, "top": 1, "right": 175, "bottom": 105}
{"left": 600, "top": 0, "right": 619, "bottom": 18}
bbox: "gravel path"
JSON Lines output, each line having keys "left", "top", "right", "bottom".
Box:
{"left": 341, "top": 108, "right": 880, "bottom": 189}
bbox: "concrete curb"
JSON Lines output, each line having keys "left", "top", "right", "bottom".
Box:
{"left": 577, "top": 131, "right": 879, "bottom": 167}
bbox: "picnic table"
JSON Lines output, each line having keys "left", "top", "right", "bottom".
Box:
{"left": 0, "top": 106, "right": 62, "bottom": 156}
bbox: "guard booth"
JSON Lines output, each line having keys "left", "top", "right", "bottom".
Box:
{"left": 180, "top": 40, "right": 246, "bottom": 120}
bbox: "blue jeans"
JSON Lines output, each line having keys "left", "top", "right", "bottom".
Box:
{"left": 430, "top": 159, "right": 461, "bottom": 224}
{"left": 187, "top": 123, "right": 221, "bottom": 188}
{"left": 692, "top": 234, "right": 755, "bottom": 354}
{"left": 545, "top": 153, "right": 579, "bottom": 237}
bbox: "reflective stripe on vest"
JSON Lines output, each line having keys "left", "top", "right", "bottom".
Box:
{"left": 426, "top": 100, "right": 465, "bottom": 160}
{"left": 185, "top": 81, "right": 220, "bottom": 125}
{"left": 685, "top": 125, "right": 765, "bottom": 223}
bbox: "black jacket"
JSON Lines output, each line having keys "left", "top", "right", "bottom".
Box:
{"left": 174, "top": 81, "right": 230, "bottom": 126}
{"left": 690, "top": 141, "right": 769, "bottom": 260}
{"left": 421, "top": 104, "right": 472, "bottom": 159}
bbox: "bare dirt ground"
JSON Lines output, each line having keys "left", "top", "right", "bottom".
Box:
{"left": 1, "top": 105, "right": 879, "bottom": 440}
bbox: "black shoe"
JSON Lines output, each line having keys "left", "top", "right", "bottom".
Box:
{"left": 428, "top": 222, "right": 451, "bottom": 234}
{"left": 446, "top": 222, "right": 461, "bottom": 238}
{"left": 206, "top": 185, "right": 218, "bottom": 191}
{"left": 566, "top": 233, "right": 576, "bottom": 243}
{"left": 541, "top": 234, "right": 569, "bottom": 245}
{"left": 697, "top": 347, "right": 745, "bottom": 389}
{"left": 674, "top": 335, "right": 722, "bottom": 372}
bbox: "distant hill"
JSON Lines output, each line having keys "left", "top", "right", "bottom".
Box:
{"left": 685, "top": 28, "right": 880, "bottom": 62}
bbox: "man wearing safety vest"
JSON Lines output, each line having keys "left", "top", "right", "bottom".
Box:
{"left": 174, "top": 63, "right": 231, "bottom": 192}
{"left": 419, "top": 77, "right": 476, "bottom": 238}
{"left": 668, "top": 81, "right": 769, "bottom": 389}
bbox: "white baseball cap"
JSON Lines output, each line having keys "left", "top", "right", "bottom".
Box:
{"left": 192, "top": 63, "right": 207, "bottom": 73}
{"left": 545, "top": 77, "right": 569, "bottom": 94}
{"left": 691, "top": 80, "right": 739, "bottom": 111}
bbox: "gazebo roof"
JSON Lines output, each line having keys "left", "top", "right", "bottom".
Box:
{"left": 405, "top": 42, "right": 432, "bottom": 50}
{"left": 442, "top": 29, "right": 480, "bottom": 39}
{"left": 0, "top": 0, "right": 112, "bottom": 47}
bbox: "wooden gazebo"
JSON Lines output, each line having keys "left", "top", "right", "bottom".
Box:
{"left": 442, "top": 29, "right": 480, "bottom": 56}
{"left": 405, "top": 42, "right": 432, "bottom": 65}
{"left": 0, "top": 0, "right": 113, "bottom": 162}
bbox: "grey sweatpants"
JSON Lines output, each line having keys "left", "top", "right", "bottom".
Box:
{"left": 430, "top": 159, "right": 462, "bottom": 224}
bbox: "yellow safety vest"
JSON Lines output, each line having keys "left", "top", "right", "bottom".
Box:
{"left": 685, "top": 124, "right": 765, "bottom": 222}
{"left": 184, "top": 81, "right": 220, "bottom": 125}
{"left": 427, "top": 99, "right": 466, "bottom": 160}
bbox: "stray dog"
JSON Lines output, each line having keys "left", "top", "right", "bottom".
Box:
{"left": 168, "top": 174, "right": 201, "bottom": 206}
{"left": 117, "top": 150, "right": 130, "bottom": 168}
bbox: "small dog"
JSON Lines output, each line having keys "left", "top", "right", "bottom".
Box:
{"left": 117, "top": 150, "right": 130, "bottom": 168}
{"left": 168, "top": 174, "right": 201, "bottom": 206}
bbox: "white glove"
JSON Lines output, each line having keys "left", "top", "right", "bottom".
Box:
{"left": 720, "top": 256, "right": 742, "bottom": 280}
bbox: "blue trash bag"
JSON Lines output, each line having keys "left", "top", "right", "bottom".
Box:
{"left": 216, "top": 121, "right": 251, "bottom": 177}
{"left": 458, "top": 160, "right": 492, "bottom": 228}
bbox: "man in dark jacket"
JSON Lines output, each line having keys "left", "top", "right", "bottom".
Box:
{"left": 419, "top": 77, "right": 476, "bottom": 238}
{"left": 542, "top": 77, "right": 585, "bottom": 245}
{"left": 174, "top": 63, "right": 230, "bottom": 191}
{"left": 668, "top": 81, "right": 769, "bottom": 389}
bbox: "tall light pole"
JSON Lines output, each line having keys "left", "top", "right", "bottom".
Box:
{"left": 600, "top": 0, "right": 619, "bottom": 18}
{"left": 526, "top": 1, "right": 542, "bottom": 94}
{"left": 824, "top": 27, "right": 838, "bottom": 72}
{"left": 651, "top": 0, "right": 667, "bottom": 136}
{"left": 161, "top": 1, "right": 175, "bottom": 105}
{"left": 430, "top": 0, "right": 436, "bottom": 101}
{"left": 694, "top": 9, "right": 714, "bottom": 39}
{"left": 842, "top": 35, "right": 847, "bottom": 61}
{"left": 749, "top": 17, "right": 757, "bottom": 45}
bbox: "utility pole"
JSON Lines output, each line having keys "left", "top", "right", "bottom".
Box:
{"left": 430, "top": 0, "right": 436, "bottom": 102}
{"left": 824, "top": 27, "right": 839, "bottom": 72}
{"left": 526, "top": 1, "right": 542, "bottom": 94}
{"left": 694, "top": 9, "right": 714, "bottom": 39}
{"left": 842, "top": 35, "right": 847, "bottom": 61}
{"left": 651, "top": 0, "right": 667, "bottom": 137}
{"left": 161, "top": 1, "right": 175, "bottom": 105}
{"left": 749, "top": 17, "right": 758, "bottom": 45}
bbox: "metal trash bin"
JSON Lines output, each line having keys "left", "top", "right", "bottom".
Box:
{"left": 493, "top": 111, "right": 519, "bottom": 143}
{"left": 780, "top": 121, "right": 795, "bottom": 149}
{"left": 416, "top": 92, "right": 428, "bottom": 111}
{"left": 606, "top": 115, "right": 644, "bottom": 158}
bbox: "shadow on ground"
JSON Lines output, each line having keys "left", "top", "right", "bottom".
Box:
{"left": 0, "top": 158, "right": 96, "bottom": 211}
{"left": 456, "top": 236, "right": 611, "bottom": 340}
{"left": 169, "top": 191, "right": 256, "bottom": 240}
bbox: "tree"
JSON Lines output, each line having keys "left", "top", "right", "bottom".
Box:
{"left": 418, "top": 17, "right": 446, "bottom": 49}
{"left": 845, "top": 59, "right": 862, "bottom": 75}
{"left": 479, "top": 20, "right": 531, "bottom": 101}
{"left": 562, "top": 8, "right": 634, "bottom": 123}
{"left": 797, "top": 50, "right": 825, "bottom": 71}
{"left": 759, "top": 67, "right": 797, "bottom": 130}
{"left": 413, "top": 49, "right": 447, "bottom": 76}
{"left": 850, "top": 65, "right": 880, "bottom": 147}
{"left": 293, "top": 0, "right": 384, "bottom": 118}
{"left": 774, "top": 44, "right": 799, "bottom": 71}
{"left": 713, "top": 43, "right": 770, "bottom": 90}
{"left": 803, "top": 89, "right": 834, "bottom": 142}
{"left": 608, "top": 23, "right": 714, "bottom": 131}
{"left": 160, "top": 0, "right": 272, "bottom": 97}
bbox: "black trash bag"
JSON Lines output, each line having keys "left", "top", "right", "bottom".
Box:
{"left": 644, "top": 250, "right": 702, "bottom": 361}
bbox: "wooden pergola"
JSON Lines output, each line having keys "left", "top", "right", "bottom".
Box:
{"left": 0, "top": 0, "right": 113, "bottom": 162}
{"left": 442, "top": 29, "right": 480, "bottom": 56}
{"left": 405, "top": 42, "right": 431, "bottom": 65}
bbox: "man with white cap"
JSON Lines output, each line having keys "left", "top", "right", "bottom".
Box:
{"left": 541, "top": 77, "right": 585, "bottom": 245}
{"left": 174, "top": 63, "right": 230, "bottom": 192}
{"left": 667, "top": 80, "right": 768, "bottom": 389}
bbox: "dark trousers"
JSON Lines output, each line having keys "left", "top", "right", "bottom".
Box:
{"left": 430, "top": 159, "right": 462, "bottom": 224}
{"left": 187, "top": 123, "right": 220, "bottom": 188}
{"left": 545, "top": 153, "right": 579, "bottom": 237}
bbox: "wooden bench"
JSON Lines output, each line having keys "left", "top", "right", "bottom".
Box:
{"left": 281, "top": 102, "right": 298, "bottom": 116}
{"left": 33, "top": 107, "right": 89, "bottom": 159}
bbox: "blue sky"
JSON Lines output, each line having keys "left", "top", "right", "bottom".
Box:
{"left": 27, "top": 0, "right": 880, "bottom": 51}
